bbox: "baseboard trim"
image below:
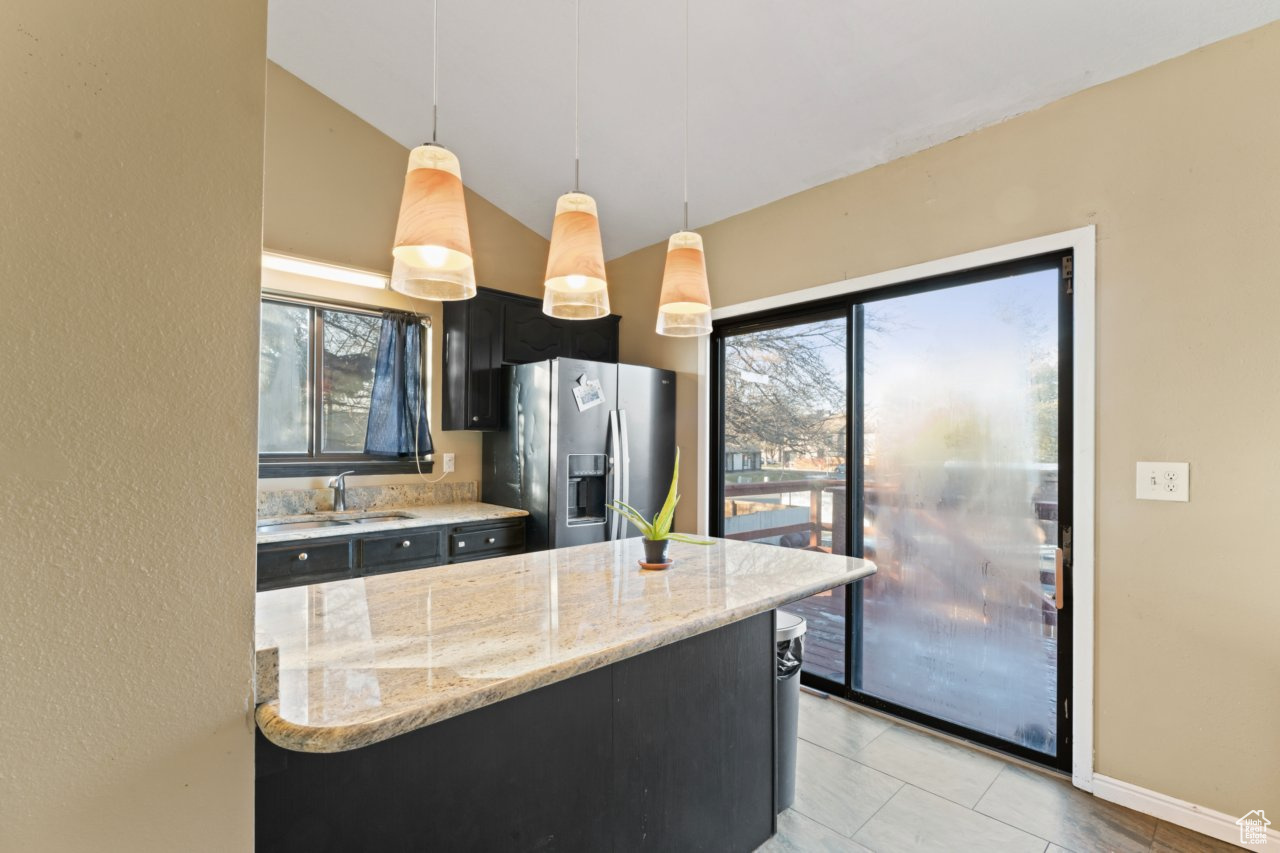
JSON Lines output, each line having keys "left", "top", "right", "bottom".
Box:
{"left": 1092, "top": 774, "right": 1277, "bottom": 849}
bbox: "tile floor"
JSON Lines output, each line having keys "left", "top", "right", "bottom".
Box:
{"left": 758, "top": 691, "right": 1238, "bottom": 853}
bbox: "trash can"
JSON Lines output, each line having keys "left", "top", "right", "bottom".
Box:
{"left": 775, "top": 609, "right": 806, "bottom": 812}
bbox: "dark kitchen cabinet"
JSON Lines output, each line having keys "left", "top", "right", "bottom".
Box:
{"left": 502, "top": 301, "right": 564, "bottom": 363}
{"left": 360, "top": 528, "right": 444, "bottom": 574}
{"left": 257, "top": 538, "right": 355, "bottom": 592}
{"left": 256, "top": 517, "right": 528, "bottom": 591}
{"left": 444, "top": 291, "right": 504, "bottom": 431}
{"left": 447, "top": 518, "right": 526, "bottom": 563}
{"left": 566, "top": 318, "right": 620, "bottom": 361}
{"left": 443, "top": 288, "right": 620, "bottom": 431}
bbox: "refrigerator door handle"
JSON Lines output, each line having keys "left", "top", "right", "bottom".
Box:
{"left": 618, "top": 409, "right": 631, "bottom": 514}
{"left": 608, "top": 408, "right": 622, "bottom": 539}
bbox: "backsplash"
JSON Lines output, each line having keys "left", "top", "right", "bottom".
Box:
{"left": 257, "top": 481, "right": 479, "bottom": 519}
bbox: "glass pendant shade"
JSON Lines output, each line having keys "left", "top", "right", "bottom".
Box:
{"left": 543, "top": 192, "right": 609, "bottom": 319}
{"left": 655, "top": 231, "right": 712, "bottom": 337}
{"left": 391, "top": 144, "right": 476, "bottom": 301}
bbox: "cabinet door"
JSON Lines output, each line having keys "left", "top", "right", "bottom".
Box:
{"left": 566, "top": 316, "right": 620, "bottom": 362}
{"left": 503, "top": 301, "right": 564, "bottom": 364}
{"left": 448, "top": 518, "right": 526, "bottom": 562}
{"left": 257, "top": 540, "right": 353, "bottom": 591}
{"left": 464, "top": 295, "right": 504, "bottom": 430}
{"left": 441, "top": 301, "right": 468, "bottom": 430}
{"left": 360, "top": 528, "right": 444, "bottom": 573}
{"left": 443, "top": 291, "right": 620, "bottom": 432}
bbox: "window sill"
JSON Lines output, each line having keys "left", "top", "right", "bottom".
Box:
{"left": 259, "top": 458, "right": 435, "bottom": 479}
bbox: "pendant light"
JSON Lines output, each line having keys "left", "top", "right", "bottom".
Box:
{"left": 656, "top": 0, "right": 712, "bottom": 337}
{"left": 391, "top": 0, "right": 476, "bottom": 301}
{"left": 543, "top": 0, "right": 610, "bottom": 320}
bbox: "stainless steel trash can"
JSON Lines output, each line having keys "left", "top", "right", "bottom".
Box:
{"left": 775, "top": 610, "right": 806, "bottom": 812}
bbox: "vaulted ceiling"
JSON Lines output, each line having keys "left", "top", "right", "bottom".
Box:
{"left": 268, "top": 0, "right": 1278, "bottom": 259}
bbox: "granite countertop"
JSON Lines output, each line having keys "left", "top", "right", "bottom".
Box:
{"left": 254, "top": 538, "right": 876, "bottom": 753}
{"left": 255, "top": 501, "right": 528, "bottom": 545}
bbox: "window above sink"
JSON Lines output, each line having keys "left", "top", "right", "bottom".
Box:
{"left": 258, "top": 292, "right": 435, "bottom": 478}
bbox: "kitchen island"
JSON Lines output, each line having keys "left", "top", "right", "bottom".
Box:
{"left": 255, "top": 537, "right": 875, "bottom": 852}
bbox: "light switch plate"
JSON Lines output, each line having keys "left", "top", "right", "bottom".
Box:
{"left": 1136, "top": 461, "right": 1189, "bottom": 502}
{"left": 442, "top": 452, "right": 455, "bottom": 474}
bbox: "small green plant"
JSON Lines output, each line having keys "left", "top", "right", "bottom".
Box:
{"left": 608, "top": 448, "right": 713, "bottom": 544}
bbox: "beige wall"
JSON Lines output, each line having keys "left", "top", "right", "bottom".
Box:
{"left": 0, "top": 2, "right": 266, "bottom": 851}
{"left": 609, "top": 22, "right": 1280, "bottom": 815}
{"left": 260, "top": 63, "right": 550, "bottom": 491}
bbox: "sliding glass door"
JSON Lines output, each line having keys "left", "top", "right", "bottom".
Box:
{"left": 712, "top": 253, "right": 1072, "bottom": 767}
{"left": 717, "top": 313, "right": 850, "bottom": 683}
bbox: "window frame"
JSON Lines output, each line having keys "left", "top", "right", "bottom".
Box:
{"left": 708, "top": 250, "right": 1074, "bottom": 772}
{"left": 258, "top": 293, "right": 434, "bottom": 478}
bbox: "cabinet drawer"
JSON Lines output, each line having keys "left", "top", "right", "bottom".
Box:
{"left": 449, "top": 521, "right": 525, "bottom": 560}
{"left": 258, "top": 541, "right": 353, "bottom": 589}
{"left": 361, "top": 529, "right": 444, "bottom": 573}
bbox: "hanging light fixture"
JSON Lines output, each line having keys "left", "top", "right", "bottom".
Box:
{"left": 543, "top": 0, "right": 609, "bottom": 320}
{"left": 391, "top": 0, "right": 476, "bottom": 301}
{"left": 656, "top": 0, "right": 712, "bottom": 337}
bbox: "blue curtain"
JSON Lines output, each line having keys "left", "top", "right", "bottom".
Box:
{"left": 364, "top": 313, "right": 433, "bottom": 457}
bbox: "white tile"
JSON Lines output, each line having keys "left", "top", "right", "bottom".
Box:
{"left": 799, "top": 693, "right": 894, "bottom": 758}
{"left": 853, "top": 723, "right": 1006, "bottom": 808}
{"left": 755, "top": 809, "right": 876, "bottom": 852}
{"left": 792, "top": 739, "right": 903, "bottom": 837}
{"left": 854, "top": 784, "right": 1048, "bottom": 853}
{"left": 975, "top": 765, "right": 1156, "bottom": 853}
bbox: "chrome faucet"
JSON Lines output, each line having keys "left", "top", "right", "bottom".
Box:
{"left": 328, "top": 470, "right": 356, "bottom": 512}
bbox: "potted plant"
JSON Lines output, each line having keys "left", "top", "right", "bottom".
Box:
{"left": 608, "top": 448, "right": 712, "bottom": 566}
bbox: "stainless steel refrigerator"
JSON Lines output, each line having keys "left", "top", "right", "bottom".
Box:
{"left": 481, "top": 358, "right": 677, "bottom": 551}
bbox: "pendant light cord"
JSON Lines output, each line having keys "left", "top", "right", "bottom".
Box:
{"left": 683, "top": 0, "right": 689, "bottom": 230}
{"left": 574, "top": 0, "right": 581, "bottom": 192}
{"left": 431, "top": 0, "right": 439, "bottom": 143}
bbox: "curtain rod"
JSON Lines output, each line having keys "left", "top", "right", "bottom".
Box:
{"left": 261, "top": 288, "right": 432, "bottom": 324}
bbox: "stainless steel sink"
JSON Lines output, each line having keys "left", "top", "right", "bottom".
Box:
{"left": 256, "top": 511, "right": 417, "bottom": 534}
{"left": 256, "top": 519, "right": 354, "bottom": 534}
{"left": 344, "top": 512, "right": 416, "bottom": 524}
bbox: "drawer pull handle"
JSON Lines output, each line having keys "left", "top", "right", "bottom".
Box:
{"left": 401, "top": 540, "right": 412, "bottom": 549}
{"left": 297, "top": 552, "right": 308, "bottom": 561}
{"left": 486, "top": 537, "right": 496, "bottom": 544}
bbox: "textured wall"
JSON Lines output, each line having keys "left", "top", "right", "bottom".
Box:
{"left": 608, "top": 22, "right": 1280, "bottom": 816}
{"left": 0, "top": 1, "right": 266, "bottom": 850}
{"left": 260, "top": 63, "right": 551, "bottom": 491}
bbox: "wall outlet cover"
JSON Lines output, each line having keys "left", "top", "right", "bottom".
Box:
{"left": 442, "top": 453, "right": 455, "bottom": 474}
{"left": 1136, "top": 461, "right": 1189, "bottom": 502}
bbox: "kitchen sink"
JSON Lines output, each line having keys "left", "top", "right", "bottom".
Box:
{"left": 344, "top": 512, "right": 416, "bottom": 524}
{"left": 256, "top": 519, "right": 354, "bottom": 534}
{"left": 256, "top": 511, "right": 417, "bottom": 534}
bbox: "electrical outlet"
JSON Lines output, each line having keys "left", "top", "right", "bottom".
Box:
{"left": 442, "top": 453, "right": 455, "bottom": 474}
{"left": 1136, "top": 461, "right": 1189, "bottom": 502}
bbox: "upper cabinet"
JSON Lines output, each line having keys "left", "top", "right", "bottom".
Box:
{"left": 443, "top": 288, "right": 620, "bottom": 431}
{"left": 502, "top": 301, "right": 566, "bottom": 364}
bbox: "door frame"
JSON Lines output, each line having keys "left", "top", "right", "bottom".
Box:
{"left": 697, "top": 226, "right": 1096, "bottom": 791}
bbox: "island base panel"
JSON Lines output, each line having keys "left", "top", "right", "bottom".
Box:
{"left": 256, "top": 612, "right": 775, "bottom": 852}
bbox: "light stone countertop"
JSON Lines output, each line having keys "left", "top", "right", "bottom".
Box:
{"left": 255, "top": 501, "right": 528, "bottom": 545}
{"left": 254, "top": 537, "right": 876, "bottom": 753}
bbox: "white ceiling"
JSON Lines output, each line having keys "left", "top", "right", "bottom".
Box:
{"left": 268, "top": 0, "right": 1278, "bottom": 260}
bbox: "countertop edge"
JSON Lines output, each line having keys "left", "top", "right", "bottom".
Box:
{"left": 255, "top": 561, "right": 876, "bottom": 753}
{"left": 255, "top": 502, "right": 530, "bottom": 546}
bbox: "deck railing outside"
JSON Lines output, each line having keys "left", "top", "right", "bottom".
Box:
{"left": 723, "top": 477, "right": 845, "bottom": 551}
